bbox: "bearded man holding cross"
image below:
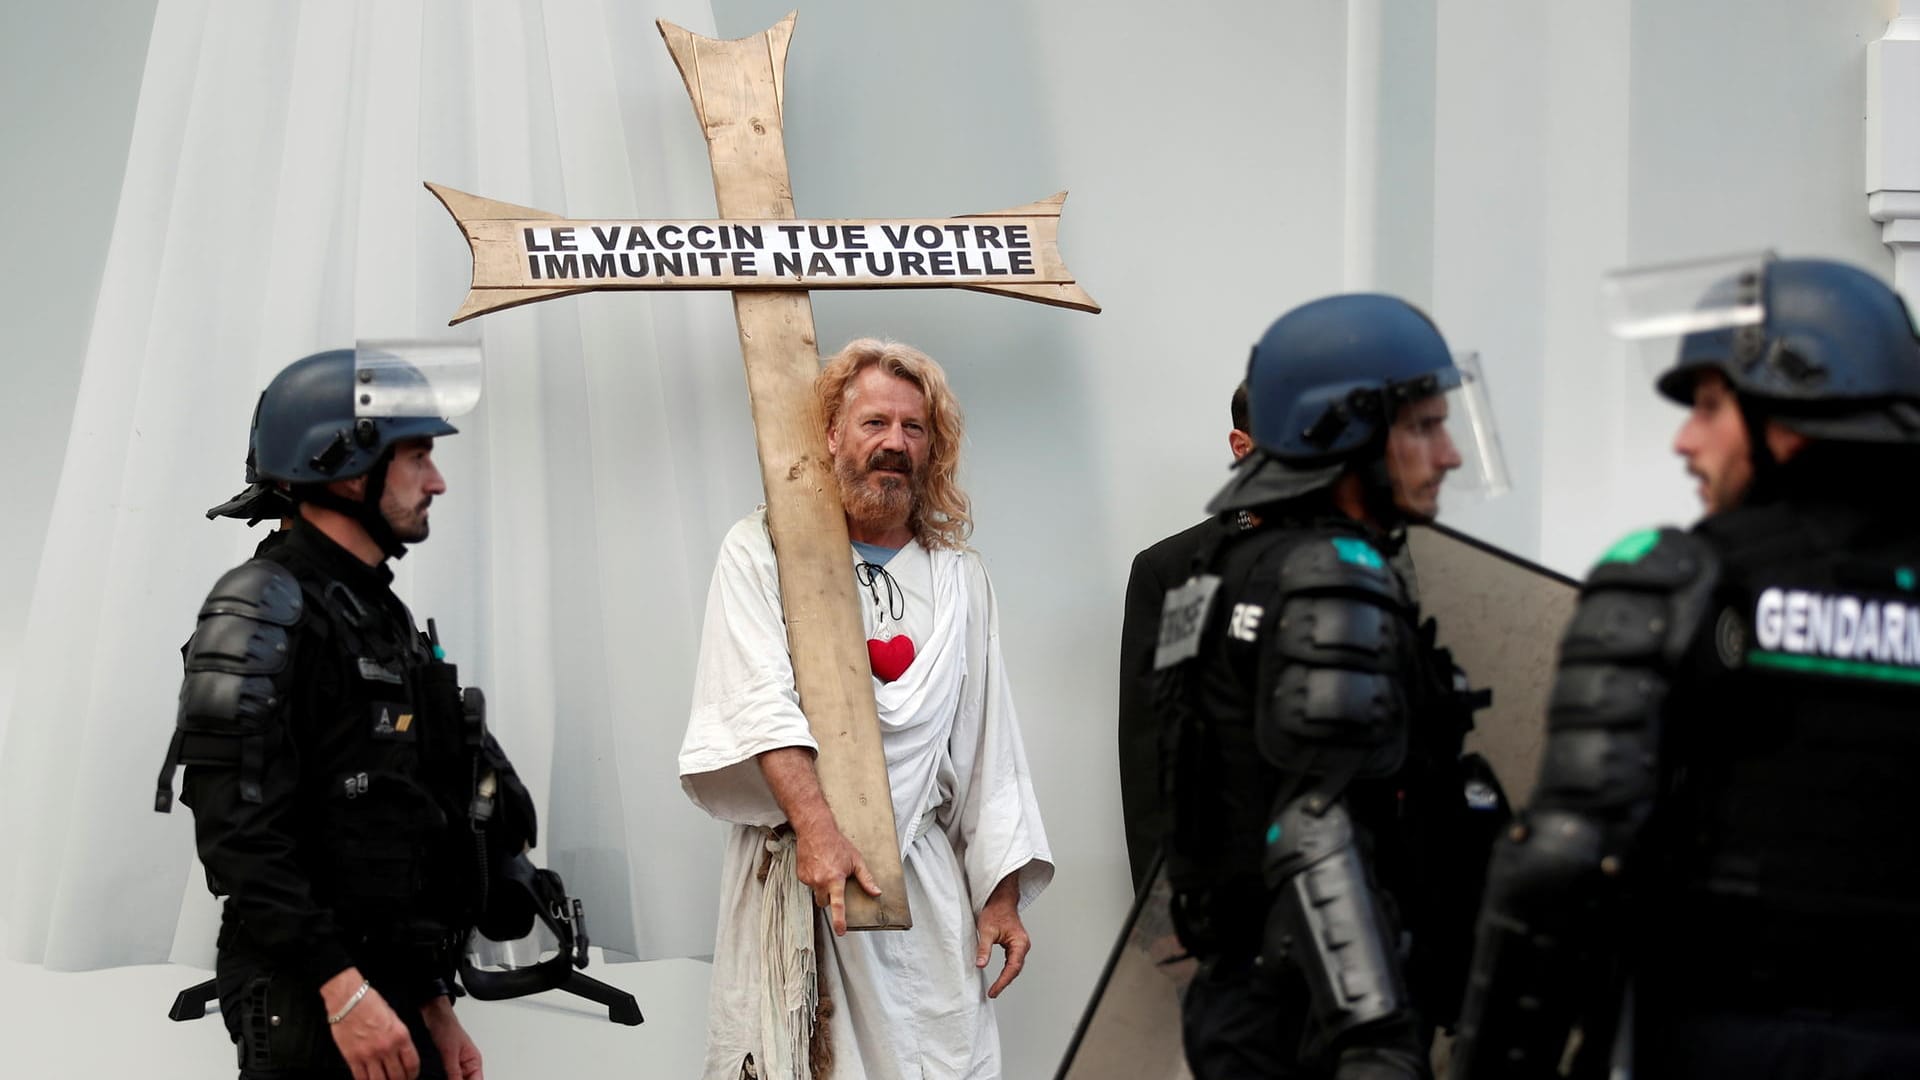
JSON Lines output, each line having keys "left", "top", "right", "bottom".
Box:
{"left": 431, "top": 16, "right": 1082, "bottom": 1071}
{"left": 679, "top": 338, "right": 1054, "bottom": 1080}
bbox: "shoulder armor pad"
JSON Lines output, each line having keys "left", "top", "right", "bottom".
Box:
{"left": 184, "top": 561, "right": 302, "bottom": 678}
{"left": 1267, "top": 533, "right": 1409, "bottom": 674}
{"left": 1276, "top": 533, "right": 1407, "bottom": 606}
{"left": 1258, "top": 533, "right": 1413, "bottom": 777}
{"left": 198, "top": 559, "right": 302, "bottom": 626}
{"left": 179, "top": 562, "right": 300, "bottom": 731}
{"left": 166, "top": 561, "right": 298, "bottom": 809}
{"left": 1562, "top": 528, "right": 1720, "bottom": 669}
{"left": 1585, "top": 528, "right": 1715, "bottom": 592}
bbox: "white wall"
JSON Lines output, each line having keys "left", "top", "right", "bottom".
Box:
{"left": 0, "top": 1, "right": 1908, "bottom": 1076}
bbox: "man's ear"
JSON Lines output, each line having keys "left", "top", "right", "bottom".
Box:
{"left": 1228, "top": 429, "right": 1254, "bottom": 461}
{"left": 1764, "top": 421, "right": 1810, "bottom": 464}
{"left": 826, "top": 422, "right": 841, "bottom": 456}
{"left": 328, "top": 476, "right": 368, "bottom": 501}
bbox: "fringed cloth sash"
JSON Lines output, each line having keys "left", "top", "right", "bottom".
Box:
{"left": 757, "top": 827, "right": 828, "bottom": 1080}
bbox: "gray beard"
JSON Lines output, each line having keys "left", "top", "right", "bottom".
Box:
{"left": 836, "top": 457, "right": 916, "bottom": 532}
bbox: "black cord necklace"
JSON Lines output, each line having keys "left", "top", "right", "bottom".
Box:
{"left": 854, "top": 560, "right": 906, "bottom": 622}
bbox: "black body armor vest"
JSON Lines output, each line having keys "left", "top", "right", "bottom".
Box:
{"left": 1652, "top": 497, "right": 1920, "bottom": 1005}
{"left": 292, "top": 567, "right": 479, "bottom": 942}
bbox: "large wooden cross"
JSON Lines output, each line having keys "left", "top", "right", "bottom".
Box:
{"left": 428, "top": 12, "right": 1096, "bottom": 931}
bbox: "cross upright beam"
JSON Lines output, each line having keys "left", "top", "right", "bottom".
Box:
{"left": 659, "top": 12, "right": 907, "bottom": 930}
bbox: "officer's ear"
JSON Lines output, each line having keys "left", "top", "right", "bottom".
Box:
{"left": 326, "top": 476, "right": 368, "bottom": 501}
{"left": 1229, "top": 429, "right": 1255, "bottom": 461}
{"left": 1763, "top": 421, "right": 1811, "bottom": 464}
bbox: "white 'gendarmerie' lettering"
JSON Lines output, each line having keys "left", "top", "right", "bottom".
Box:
{"left": 1754, "top": 587, "right": 1920, "bottom": 665}
{"left": 1229, "top": 603, "right": 1264, "bottom": 643}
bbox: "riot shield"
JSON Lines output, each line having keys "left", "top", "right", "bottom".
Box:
{"left": 1057, "top": 523, "right": 1578, "bottom": 1077}
{"left": 1404, "top": 523, "right": 1579, "bottom": 808}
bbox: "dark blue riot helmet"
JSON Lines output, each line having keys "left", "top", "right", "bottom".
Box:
{"left": 1655, "top": 258, "right": 1920, "bottom": 444}
{"left": 255, "top": 349, "right": 460, "bottom": 484}
{"left": 1209, "top": 294, "right": 1486, "bottom": 518}
{"left": 253, "top": 346, "right": 474, "bottom": 558}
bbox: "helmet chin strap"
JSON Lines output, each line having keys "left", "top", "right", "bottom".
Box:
{"left": 1737, "top": 396, "right": 1784, "bottom": 508}
{"left": 296, "top": 451, "right": 411, "bottom": 560}
{"left": 1358, "top": 438, "right": 1409, "bottom": 533}
{"left": 357, "top": 453, "right": 409, "bottom": 560}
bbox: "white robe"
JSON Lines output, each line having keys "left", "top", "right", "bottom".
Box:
{"left": 679, "top": 510, "right": 1054, "bottom": 1080}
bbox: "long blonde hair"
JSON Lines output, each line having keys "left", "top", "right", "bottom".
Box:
{"left": 816, "top": 338, "right": 973, "bottom": 550}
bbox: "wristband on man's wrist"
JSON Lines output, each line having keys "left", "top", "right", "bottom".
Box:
{"left": 327, "top": 980, "right": 371, "bottom": 1025}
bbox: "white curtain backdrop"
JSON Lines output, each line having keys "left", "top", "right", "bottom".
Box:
{"left": 0, "top": 0, "right": 751, "bottom": 972}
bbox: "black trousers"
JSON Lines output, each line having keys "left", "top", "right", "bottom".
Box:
{"left": 216, "top": 964, "right": 447, "bottom": 1080}
{"left": 1181, "top": 957, "right": 1430, "bottom": 1080}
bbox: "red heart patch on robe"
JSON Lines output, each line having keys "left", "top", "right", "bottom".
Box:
{"left": 867, "top": 635, "right": 916, "bottom": 683}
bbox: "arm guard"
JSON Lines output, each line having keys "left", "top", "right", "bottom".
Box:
{"left": 155, "top": 560, "right": 302, "bottom": 811}
{"left": 1264, "top": 797, "right": 1410, "bottom": 1042}
{"left": 1257, "top": 535, "right": 1416, "bottom": 1045}
{"left": 1452, "top": 528, "right": 1718, "bottom": 1079}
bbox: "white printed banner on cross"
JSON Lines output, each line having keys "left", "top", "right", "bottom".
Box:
{"left": 429, "top": 189, "right": 1096, "bottom": 324}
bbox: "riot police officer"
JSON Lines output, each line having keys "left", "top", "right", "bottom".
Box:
{"left": 1158, "top": 295, "right": 1508, "bottom": 1079}
{"left": 155, "top": 346, "right": 532, "bottom": 1079}
{"left": 1454, "top": 257, "right": 1920, "bottom": 1078}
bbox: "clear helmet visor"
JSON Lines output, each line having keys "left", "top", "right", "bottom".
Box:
{"left": 1602, "top": 252, "right": 1770, "bottom": 341}
{"left": 353, "top": 340, "right": 482, "bottom": 420}
{"left": 1601, "top": 252, "right": 1774, "bottom": 385}
{"left": 1385, "top": 352, "right": 1509, "bottom": 522}
{"left": 466, "top": 918, "right": 564, "bottom": 972}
